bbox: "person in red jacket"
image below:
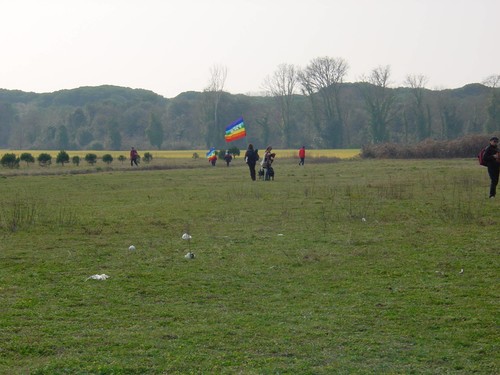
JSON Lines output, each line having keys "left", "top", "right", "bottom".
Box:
{"left": 130, "top": 147, "right": 139, "bottom": 166}
{"left": 298, "top": 146, "right": 306, "bottom": 166}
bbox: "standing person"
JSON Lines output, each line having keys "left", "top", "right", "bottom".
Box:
{"left": 262, "top": 146, "right": 275, "bottom": 180}
{"left": 130, "top": 147, "right": 139, "bottom": 166}
{"left": 224, "top": 152, "right": 233, "bottom": 166}
{"left": 298, "top": 146, "right": 306, "bottom": 166}
{"left": 245, "top": 144, "right": 258, "bottom": 181}
{"left": 484, "top": 136, "right": 500, "bottom": 198}
{"left": 263, "top": 146, "right": 273, "bottom": 167}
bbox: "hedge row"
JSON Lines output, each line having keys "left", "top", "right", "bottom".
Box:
{"left": 361, "top": 135, "right": 491, "bottom": 159}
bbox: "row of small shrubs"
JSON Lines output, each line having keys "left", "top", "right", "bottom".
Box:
{"left": 361, "top": 134, "right": 490, "bottom": 159}
{"left": 1, "top": 151, "right": 154, "bottom": 169}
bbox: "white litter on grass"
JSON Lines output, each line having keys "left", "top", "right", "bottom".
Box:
{"left": 184, "top": 252, "right": 195, "bottom": 259}
{"left": 362, "top": 218, "right": 367, "bottom": 222}
{"left": 128, "top": 245, "right": 136, "bottom": 251}
{"left": 86, "top": 274, "right": 110, "bottom": 281}
{"left": 459, "top": 268, "right": 464, "bottom": 274}
{"left": 277, "top": 234, "right": 284, "bottom": 236}
{"left": 182, "top": 233, "right": 192, "bottom": 240}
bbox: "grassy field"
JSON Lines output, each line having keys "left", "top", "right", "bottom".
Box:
{"left": 0, "top": 157, "right": 498, "bottom": 374}
{"left": 0, "top": 149, "right": 360, "bottom": 177}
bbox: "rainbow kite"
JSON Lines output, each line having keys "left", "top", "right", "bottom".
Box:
{"left": 225, "top": 117, "right": 246, "bottom": 142}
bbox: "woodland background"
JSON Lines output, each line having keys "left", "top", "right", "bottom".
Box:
{"left": 0, "top": 61, "right": 499, "bottom": 152}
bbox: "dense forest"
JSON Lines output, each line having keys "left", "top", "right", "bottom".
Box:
{"left": 1, "top": 73, "right": 499, "bottom": 151}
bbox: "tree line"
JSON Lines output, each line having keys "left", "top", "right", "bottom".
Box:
{"left": 0, "top": 58, "right": 498, "bottom": 151}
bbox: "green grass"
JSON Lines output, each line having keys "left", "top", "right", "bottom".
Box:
{"left": 0, "top": 158, "right": 498, "bottom": 374}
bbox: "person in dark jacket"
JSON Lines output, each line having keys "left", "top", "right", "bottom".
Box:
{"left": 245, "top": 144, "right": 258, "bottom": 181}
{"left": 224, "top": 152, "right": 233, "bottom": 166}
{"left": 484, "top": 136, "right": 500, "bottom": 198}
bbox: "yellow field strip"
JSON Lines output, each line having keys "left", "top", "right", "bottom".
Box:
{"left": 0, "top": 149, "right": 360, "bottom": 160}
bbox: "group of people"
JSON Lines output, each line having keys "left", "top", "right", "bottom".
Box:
{"left": 208, "top": 152, "right": 234, "bottom": 167}
{"left": 243, "top": 145, "right": 305, "bottom": 181}
{"left": 210, "top": 151, "right": 233, "bottom": 167}
{"left": 128, "top": 144, "right": 308, "bottom": 183}
{"left": 127, "top": 140, "right": 500, "bottom": 198}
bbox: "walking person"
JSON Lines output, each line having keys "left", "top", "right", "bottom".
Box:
{"left": 484, "top": 136, "right": 500, "bottom": 198}
{"left": 245, "top": 144, "right": 258, "bottom": 181}
{"left": 130, "top": 147, "right": 139, "bottom": 166}
{"left": 298, "top": 146, "right": 306, "bottom": 166}
{"left": 224, "top": 152, "right": 233, "bottom": 166}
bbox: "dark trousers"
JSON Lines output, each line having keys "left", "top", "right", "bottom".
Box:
{"left": 248, "top": 163, "right": 256, "bottom": 181}
{"left": 131, "top": 158, "right": 138, "bottom": 166}
{"left": 299, "top": 158, "right": 305, "bottom": 165}
{"left": 487, "top": 163, "right": 499, "bottom": 197}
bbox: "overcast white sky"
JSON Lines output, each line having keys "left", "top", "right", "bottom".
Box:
{"left": 1, "top": 0, "right": 498, "bottom": 98}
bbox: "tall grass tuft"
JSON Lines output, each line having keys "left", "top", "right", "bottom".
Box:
{"left": 0, "top": 194, "right": 39, "bottom": 232}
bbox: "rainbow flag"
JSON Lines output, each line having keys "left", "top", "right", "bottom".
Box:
{"left": 206, "top": 147, "right": 216, "bottom": 160}
{"left": 225, "top": 117, "right": 246, "bottom": 142}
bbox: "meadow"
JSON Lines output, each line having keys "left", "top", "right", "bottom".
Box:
{"left": 0, "top": 155, "right": 498, "bottom": 374}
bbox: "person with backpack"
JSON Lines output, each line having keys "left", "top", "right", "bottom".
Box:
{"left": 244, "top": 144, "right": 259, "bottom": 181}
{"left": 483, "top": 136, "right": 500, "bottom": 198}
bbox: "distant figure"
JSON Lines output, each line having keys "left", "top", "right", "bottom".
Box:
{"left": 298, "top": 146, "right": 306, "bottom": 166}
{"left": 245, "top": 144, "right": 259, "bottom": 181}
{"left": 224, "top": 152, "right": 233, "bottom": 166}
{"left": 130, "top": 147, "right": 139, "bottom": 166}
{"left": 483, "top": 136, "right": 500, "bottom": 198}
{"left": 209, "top": 154, "right": 217, "bottom": 166}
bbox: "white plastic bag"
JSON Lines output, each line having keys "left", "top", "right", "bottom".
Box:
{"left": 86, "top": 274, "right": 110, "bottom": 281}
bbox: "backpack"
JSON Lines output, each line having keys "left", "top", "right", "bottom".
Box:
{"left": 478, "top": 146, "right": 489, "bottom": 167}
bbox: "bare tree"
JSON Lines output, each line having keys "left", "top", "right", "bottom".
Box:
{"left": 404, "top": 74, "right": 431, "bottom": 141}
{"left": 298, "top": 56, "right": 349, "bottom": 148}
{"left": 437, "top": 93, "right": 463, "bottom": 140}
{"left": 359, "top": 65, "right": 396, "bottom": 143}
{"left": 483, "top": 74, "right": 500, "bottom": 132}
{"left": 263, "top": 63, "right": 297, "bottom": 146}
{"left": 203, "top": 64, "right": 227, "bottom": 147}
{"left": 297, "top": 70, "right": 322, "bottom": 145}
{"left": 483, "top": 74, "right": 500, "bottom": 88}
